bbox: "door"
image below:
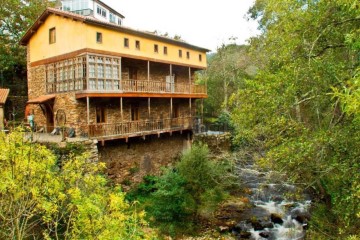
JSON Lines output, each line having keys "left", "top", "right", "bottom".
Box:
{"left": 129, "top": 67, "right": 138, "bottom": 91}
{"left": 45, "top": 104, "right": 54, "bottom": 133}
{"left": 166, "top": 75, "right": 175, "bottom": 92}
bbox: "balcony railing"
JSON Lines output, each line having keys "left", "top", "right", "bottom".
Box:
{"left": 46, "top": 79, "right": 207, "bottom": 95}
{"left": 87, "top": 117, "right": 194, "bottom": 139}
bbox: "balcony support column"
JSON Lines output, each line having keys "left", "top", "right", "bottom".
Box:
{"left": 170, "top": 64, "right": 172, "bottom": 76}
{"left": 120, "top": 97, "right": 123, "bottom": 133}
{"left": 189, "top": 98, "right": 192, "bottom": 118}
{"left": 201, "top": 99, "right": 204, "bottom": 126}
{"left": 148, "top": 97, "right": 151, "bottom": 118}
{"left": 120, "top": 97, "right": 123, "bottom": 122}
{"left": 189, "top": 67, "right": 191, "bottom": 93}
{"left": 86, "top": 96, "right": 90, "bottom": 124}
{"left": 119, "top": 57, "right": 122, "bottom": 90}
{"left": 147, "top": 61, "right": 150, "bottom": 81}
{"left": 170, "top": 98, "right": 173, "bottom": 119}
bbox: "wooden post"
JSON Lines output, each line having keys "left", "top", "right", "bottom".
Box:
{"left": 189, "top": 67, "right": 191, "bottom": 93}
{"left": 148, "top": 97, "right": 151, "bottom": 118}
{"left": 189, "top": 98, "right": 192, "bottom": 118}
{"left": 170, "top": 64, "right": 172, "bottom": 76}
{"left": 170, "top": 98, "right": 173, "bottom": 119}
{"left": 201, "top": 99, "right": 204, "bottom": 125}
{"left": 147, "top": 61, "right": 150, "bottom": 81}
{"left": 119, "top": 57, "right": 122, "bottom": 90}
{"left": 120, "top": 97, "right": 123, "bottom": 133}
{"left": 86, "top": 96, "right": 90, "bottom": 124}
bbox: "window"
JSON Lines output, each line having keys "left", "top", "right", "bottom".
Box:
{"left": 49, "top": 28, "right": 56, "bottom": 44}
{"left": 154, "top": 44, "right": 158, "bottom": 53}
{"left": 97, "top": 5, "right": 107, "bottom": 18}
{"left": 186, "top": 51, "right": 190, "bottom": 59}
{"left": 199, "top": 54, "right": 202, "bottom": 62}
{"left": 118, "top": 18, "right": 122, "bottom": 25}
{"left": 179, "top": 49, "right": 182, "bottom": 58}
{"left": 124, "top": 38, "right": 129, "bottom": 48}
{"left": 96, "top": 106, "right": 106, "bottom": 123}
{"left": 163, "top": 46, "right": 168, "bottom": 55}
{"left": 135, "top": 40, "right": 140, "bottom": 50}
{"left": 109, "top": 13, "right": 116, "bottom": 23}
{"left": 96, "top": 32, "right": 102, "bottom": 43}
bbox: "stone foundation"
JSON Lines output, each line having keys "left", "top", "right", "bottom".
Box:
{"left": 98, "top": 132, "right": 192, "bottom": 186}
{"left": 194, "top": 133, "right": 231, "bottom": 154}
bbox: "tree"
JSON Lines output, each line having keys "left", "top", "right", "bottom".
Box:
{"left": 0, "top": 0, "right": 53, "bottom": 83}
{"left": 230, "top": 0, "right": 360, "bottom": 238}
{"left": 200, "top": 44, "right": 256, "bottom": 119}
{"left": 0, "top": 130, "right": 152, "bottom": 239}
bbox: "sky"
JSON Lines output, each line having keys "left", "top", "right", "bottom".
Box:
{"left": 102, "top": 0, "right": 260, "bottom": 52}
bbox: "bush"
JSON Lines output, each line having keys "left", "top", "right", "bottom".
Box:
{"left": 145, "top": 143, "right": 234, "bottom": 235}
{"left": 0, "top": 130, "right": 153, "bottom": 239}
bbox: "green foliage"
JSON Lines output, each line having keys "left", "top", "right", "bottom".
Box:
{"left": 129, "top": 143, "right": 234, "bottom": 236}
{"left": 225, "top": 0, "right": 360, "bottom": 238}
{"left": 0, "top": 130, "right": 153, "bottom": 239}
{"left": 0, "top": 0, "right": 53, "bottom": 73}
{"left": 150, "top": 169, "right": 196, "bottom": 226}
{"left": 199, "top": 44, "right": 256, "bottom": 118}
{"left": 126, "top": 175, "right": 157, "bottom": 203}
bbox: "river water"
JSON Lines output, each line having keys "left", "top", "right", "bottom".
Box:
{"left": 233, "top": 156, "right": 311, "bottom": 240}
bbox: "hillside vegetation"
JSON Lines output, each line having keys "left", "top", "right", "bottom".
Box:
{"left": 201, "top": 0, "right": 360, "bottom": 238}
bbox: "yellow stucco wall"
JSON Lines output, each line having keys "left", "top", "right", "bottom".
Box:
{"left": 29, "top": 15, "right": 87, "bottom": 62}
{"left": 29, "top": 14, "right": 207, "bottom": 68}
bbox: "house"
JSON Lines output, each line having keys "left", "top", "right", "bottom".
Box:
{"left": 54, "top": 0, "right": 125, "bottom": 25}
{"left": 20, "top": 5, "right": 208, "bottom": 183}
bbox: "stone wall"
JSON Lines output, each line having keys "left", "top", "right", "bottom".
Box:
{"left": 98, "top": 132, "right": 192, "bottom": 185}
{"left": 194, "top": 133, "right": 231, "bottom": 154}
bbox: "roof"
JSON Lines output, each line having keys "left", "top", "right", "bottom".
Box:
{"left": 27, "top": 94, "right": 56, "bottom": 104}
{"left": 20, "top": 8, "right": 210, "bottom": 53}
{"left": 0, "top": 88, "right": 10, "bottom": 105}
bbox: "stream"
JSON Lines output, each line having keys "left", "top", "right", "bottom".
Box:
{"left": 232, "top": 156, "right": 312, "bottom": 240}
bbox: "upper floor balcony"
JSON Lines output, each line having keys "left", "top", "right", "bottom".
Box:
{"left": 44, "top": 53, "right": 207, "bottom": 99}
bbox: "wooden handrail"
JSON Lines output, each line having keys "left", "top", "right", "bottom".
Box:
{"left": 46, "top": 79, "right": 206, "bottom": 95}
{"left": 87, "top": 117, "right": 194, "bottom": 138}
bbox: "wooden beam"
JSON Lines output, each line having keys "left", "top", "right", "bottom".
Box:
{"left": 170, "top": 98, "right": 173, "bottom": 118}
{"left": 86, "top": 97, "right": 90, "bottom": 124}
{"left": 201, "top": 99, "right": 204, "bottom": 126}
{"left": 147, "top": 61, "right": 150, "bottom": 81}
{"left": 119, "top": 57, "right": 122, "bottom": 90}
{"left": 189, "top": 98, "right": 192, "bottom": 117}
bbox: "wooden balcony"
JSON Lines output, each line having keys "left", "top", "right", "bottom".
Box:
{"left": 87, "top": 117, "right": 194, "bottom": 140}
{"left": 47, "top": 79, "right": 207, "bottom": 99}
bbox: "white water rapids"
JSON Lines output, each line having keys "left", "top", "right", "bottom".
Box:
{"left": 234, "top": 158, "right": 311, "bottom": 240}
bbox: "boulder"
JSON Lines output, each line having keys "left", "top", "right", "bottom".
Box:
{"left": 270, "top": 213, "right": 284, "bottom": 224}
{"left": 259, "top": 231, "right": 270, "bottom": 238}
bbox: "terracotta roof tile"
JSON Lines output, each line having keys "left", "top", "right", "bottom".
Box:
{"left": 0, "top": 88, "right": 10, "bottom": 105}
